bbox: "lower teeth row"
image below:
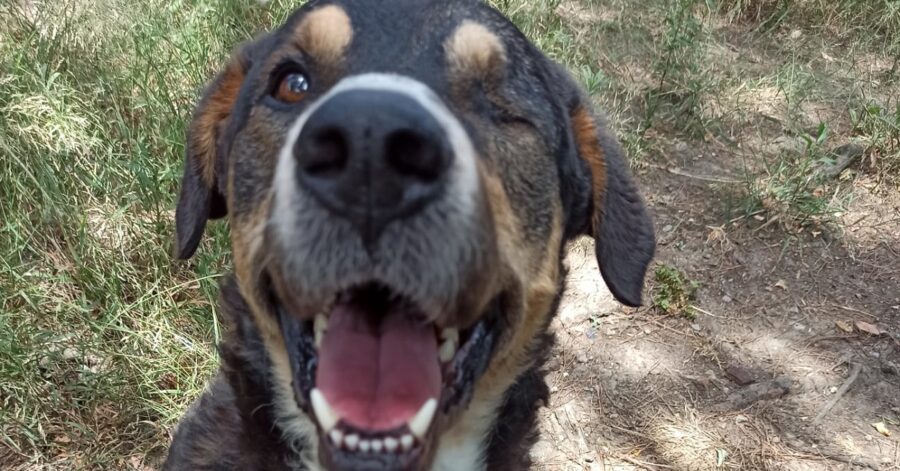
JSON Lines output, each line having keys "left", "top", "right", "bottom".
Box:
{"left": 328, "top": 429, "right": 416, "bottom": 453}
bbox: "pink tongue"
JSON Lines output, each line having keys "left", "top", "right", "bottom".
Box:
{"left": 316, "top": 304, "right": 441, "bottom": 430}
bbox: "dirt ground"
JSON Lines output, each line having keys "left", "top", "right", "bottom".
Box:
{"left": 532, "top": 145, "right": 900, "bottom": 469}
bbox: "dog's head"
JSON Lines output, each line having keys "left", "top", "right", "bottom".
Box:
{"left": 174, "top": 0, "right": 654, "bottom": 469}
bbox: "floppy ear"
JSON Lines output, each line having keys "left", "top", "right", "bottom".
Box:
{"left": 174, "top": 42, "right": 257, "bottom": 259}
{"left": 569, "top": 104, "right": 656, "bottom": 307}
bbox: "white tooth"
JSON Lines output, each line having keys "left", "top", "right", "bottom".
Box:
{"left": 440, "top": 327, "right": 459, "bottom": 343}
{"left": 439, "top": 338, "right": 456, "bottom": 363}
{"left": 329, "top": 429, "right": 344, "bottom": 447}
{"left": 384, "top": 437, "right": 399, "bottom": 453}
{"left": 359, "top": 440, "right": 371, "bottom": 452}
{"left": 344, "top": 434, "right": 359, "bottom": 450}
{"left": 408, "top": 398, "right": 437, "bottom": 439}
{"left": 314, "top": 313, "right": 328, "bottom": 349}
{"left": 370, "top": 439, "right": 383, "bottom": 453}
{"left": 400, "top": 434, "right": 414, "bottom": 451}
{"left": 310, "top": 388, "right": 340, "bottom": 432}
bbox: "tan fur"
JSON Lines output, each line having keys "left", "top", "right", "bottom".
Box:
{"left": 269, "top": 341, "right": 323, "bottom": 471}
{"left": 571, "top": 107, "right": 606, "bottom": 231}
{"left": 445, "top": 21, "right": 506, "bottom": 80}
{"left": 229, "top": 191, "right": 285, "bottom": 377}
{"left": 459, "top": 170, "right": 562, "bottom": 429}
{"left": 230, "top": 192, "right": 322, "bottom": 470}
{"left": 294, "top": 5, "right": 353, "bottom": 65}
{"left": 189, "top": 54, "right": 248, "bottom": 187}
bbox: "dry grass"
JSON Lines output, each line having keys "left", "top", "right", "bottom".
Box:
{"left": 1, "top": 0, "right": 898, "bottom": 469}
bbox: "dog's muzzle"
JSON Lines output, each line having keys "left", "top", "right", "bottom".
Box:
{"left": 266, "top": 74, "right": 500, "bottom": 470}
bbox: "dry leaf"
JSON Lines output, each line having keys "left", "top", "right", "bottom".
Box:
{"left": 872, "top": 422, "right": 891, "bottom": 437}
{"left": 774, "top": 280, "right": 788, "bottom": 290}
{"left": 835, "top": 320, "right": 853, "bottom": 333}
{"left": 855, "top": 321, "right": 882, "bottom": 336}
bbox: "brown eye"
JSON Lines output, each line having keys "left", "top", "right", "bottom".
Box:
{"left": 275, "top": 72, "right": 309, "bottom": 103}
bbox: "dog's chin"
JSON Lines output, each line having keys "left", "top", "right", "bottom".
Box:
{"left": 268, "top": 278, "right": 503, "bottom": 471}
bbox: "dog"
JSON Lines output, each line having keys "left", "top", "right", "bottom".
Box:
{"left": 163, "top": 0, "right": 655, "bottom": 469}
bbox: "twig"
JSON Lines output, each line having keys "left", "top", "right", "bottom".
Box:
{"left": 785, "top": 448, "right": 883, "bottom": 471}
{"left": 657, "top": 218, "right": 684, "bottom": 246}
{"left": 816, "top": 453, "right": 882, "bottom": 471}
{"left": 829, "top": 303, "right": 877, "bottom": 319}
{"left": 617, "top": 454, "right": 675, "bottom": 470}
{"left": 753, "top": 215, "right": 780, "bottom": 233}
{"left": 645, "top": 317, "right": 694, "bottom": 337}
{"left": 870, "top": 216, "right": 900, "bottom": 229}
{"left": 813, "top": 362, "right": 861, "bottom": 424}
{"left": 667, "top": 166, "right": 742, "bottom": 183}
{"left": 729, "top": 209, "right": 765, "bottom": 223}
{"left": 804, "top": 335, "right": 855, "bottom": 347}
{"left": 691, "top": 306, "right": 724, "bottom": 318}
{"left": 605, "top": 423, "right": 655, "bottom": 442}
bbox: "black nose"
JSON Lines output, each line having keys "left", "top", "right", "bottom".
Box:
{"left": 294, "top": 89, "right": 454, "bottom": 243}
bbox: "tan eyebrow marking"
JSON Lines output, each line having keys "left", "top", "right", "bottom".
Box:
{"left": 445, "top": 20, "right": 507, "bottom": 79}
{"left": 294, "top": 4, "right": 353, "bottom": 64}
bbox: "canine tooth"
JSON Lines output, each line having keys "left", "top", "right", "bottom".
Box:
{"left": 344, "top": 434, "right": 359, "bottom": 450}
{"left": 314, "top": 313, "right": 328, "bottom": 348}
{"left": 384, "top": 437, "right": 399, "bottom": 453}
{"left": 439, "top": 338, "right": 456, "bottom": 363}
{"left": 400, "top": 434, "right": 414, "bottom": 451}
{"left": 440, "top": 327, "right": 459, "bottom": 344}
{"left": 329, "top": 429, "right": 344, "bottom": 447}
{"left": 359, "top": 440, "right": 371, "bottom": 452}
{"left": 310, "top": 388, "right": 340, "bottom": 432}
{"left": 408, "top": 398, "right": 437, "bottom": 439}
{"left": 370, "top": 439, "right": 383, "bottom": 453}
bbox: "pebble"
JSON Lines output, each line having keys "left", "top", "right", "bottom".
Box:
{"left": 726, "top": 365, "right": 754, "bottom": 385}
{"left": 691, "top": 323, "right": 702, "bottom": 332}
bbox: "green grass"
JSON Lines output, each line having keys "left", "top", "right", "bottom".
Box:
{"left": 652, "top": 264, "right": 700, "bottom": 319}
{"left": 1, "top": 0, "right": 899, "bottom": 468}
{"left": 0, "top": 0, "right": 297, "bottom": 467}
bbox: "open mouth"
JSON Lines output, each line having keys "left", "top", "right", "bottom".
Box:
{"left": 274, "top": 281, "right": 500, "bottom": 470}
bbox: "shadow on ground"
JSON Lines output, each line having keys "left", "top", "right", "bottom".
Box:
{"left": 533, "top": 164, "right": 900, "bottom": 470}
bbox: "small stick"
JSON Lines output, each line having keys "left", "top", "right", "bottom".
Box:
{"left": 605, "top": 423, "right": 655, "bottom": 442}
{"left": 667, "top": 166, "right": 742, "bottom": 183}
{"left": 753, "top": 215, "right": 780, "bottom": 233}
{"left": 691, "top": 306, "right": 723, "bottom": 318}
{"left": 813, "top": 362, "right": 861, "bottom": 424}
{"left": 729, "top": 209, "right": 765, "bottom": 223}
{"left": 829, "top": 303, "right": 877, "bottom": 319}
{"left": 617, "top": 455, "right": 675, "bottom": 470}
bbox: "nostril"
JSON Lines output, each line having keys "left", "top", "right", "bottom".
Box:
{"left": 297, "top": 126, "right": 348, "bottom": 177}
{"left": 384, "top": 129, "right": 447, "bottom": 183}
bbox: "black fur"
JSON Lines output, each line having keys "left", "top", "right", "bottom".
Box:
{"left": 167, "top": 0, "right": 655, "bottom": 468}
{"left": 593, "top": 123, "right": 656, "bottom": 307}
{"left": 164, "top": 278, "right": 295, "bottom": 470}
{"left": 164, "top": 278, "right": 556, "bottom": 471}
{"left": 174, "top": 162, "right": 224, "bottom": 260}
{"left": 174, "top": 36, "right": 272, "bottom": 260}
